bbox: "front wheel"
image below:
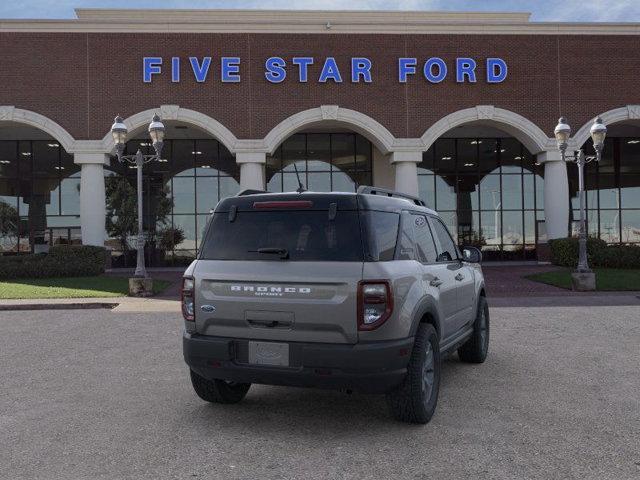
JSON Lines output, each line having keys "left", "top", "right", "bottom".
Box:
{"left": 386, "top": 323, "right": 441, "bottom": 424}
{"left": 190, "top": 369, "right": 251, "bottom": 404}
{"left": 458, "top": 296, "right": 490, "bottom": 363}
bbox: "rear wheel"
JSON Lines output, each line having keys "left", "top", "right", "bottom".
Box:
{"left": 458, "top": 296, "right": 490, "bottom": 363}
{"left": 190, "top": 370, "right": 251, "bottom": 404}
{"left": 386, "top": 323, "right": 441, "bottom": 424}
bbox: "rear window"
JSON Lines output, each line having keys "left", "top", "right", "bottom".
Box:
{"left": 200, "top": 210, "right": 364, "bottom": 261}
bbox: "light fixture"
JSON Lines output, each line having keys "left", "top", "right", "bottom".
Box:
{"left": 111, "top": 115, "right": 128, "bottom": 146}
{"left": 192, "top": 151, "right": 203, "bottom": 155}
{"left": 470, "top": 140, "right": 483, "bottom": 145}
{"left": 148, "top": 114, "right": 165, "bottom": 157}
{"left": 0, "top": 160, "right": 10, "bottom": 164}
{"left": 554, "top": 117, "right": 571, "bottom": 154}
{"left": 139, "top": 142, "right": 151, "bottom": 147}
{"left": 441, "top": 156, "right": 452, "bottom": 161}
{"left": 200, "top": 165, "right": 211, "bottom": 168}
{"left": 21, "top": 152, "right": 31, "bottom": 156}
{"left": 627, "top": 139, "right": 640, "bottom": 144}
{"left": 514, "top": 156, "right": 522, "bottom": 160}
{"left": 54, "top": 166, "right": 65, "bottom": 170}
{"left": 464, "top": 163, "right": 475, "bottom": 167}
{"left": 501, "top": 149, "right": 506, "bottom": 153}
{"left": 157, "top": 158, "right": 168, "bottom": 163}
{"left": 589, "top": 117, "right": 607, "bottom": 153}
{"left": 47, "top": 143, "right": 59, "bottom": 148}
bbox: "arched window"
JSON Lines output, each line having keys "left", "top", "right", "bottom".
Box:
{"left": 0, "top": 138, "right": 80, "bottom": 253}
{"left": 267, "top": 133, "right": 372, "bottom": 192}
{"left": 107, "top": 137, "right": 239, "bottom": 267}
{"left": 418, "top": 137, "right": 544, "bottom": 261}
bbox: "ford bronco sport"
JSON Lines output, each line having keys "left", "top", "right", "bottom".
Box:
{"left": 182, "top": 186, "right": 488, "bottom": 424}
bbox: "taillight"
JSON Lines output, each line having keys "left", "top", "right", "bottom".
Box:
{"left": 357, "top": 280, "right": 393, "bottom": 331}
{"left": 182, "top": 277, "right": 195, "bottom": 321}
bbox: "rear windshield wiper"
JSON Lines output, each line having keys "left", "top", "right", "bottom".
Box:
{"left": 248, "top": 247, "right": 290, "bottom": 259}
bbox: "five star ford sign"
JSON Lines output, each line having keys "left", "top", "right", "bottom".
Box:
{"left": 142, "top": 56, "right": 508, "bottom": 84}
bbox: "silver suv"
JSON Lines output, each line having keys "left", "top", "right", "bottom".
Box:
{"left": 182, "top": 187, "right": 489, "bottom": 424}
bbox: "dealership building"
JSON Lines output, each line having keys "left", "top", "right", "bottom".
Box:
{"left": 0, "top": 9, "right": 639, "bottom": 265}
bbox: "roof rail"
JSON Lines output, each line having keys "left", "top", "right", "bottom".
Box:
{"left": 236, "top": 189, "right": 268, "bottom": 196}
{"left": 357, "top": 186, "right": 426, "bottom": 207}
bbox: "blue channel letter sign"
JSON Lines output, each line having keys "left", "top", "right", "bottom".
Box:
{"left": 142, "top": 56, "right": 508, "bottom": 84}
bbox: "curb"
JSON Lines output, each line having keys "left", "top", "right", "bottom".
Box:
{"left": 0, "top": 302, "right": 119, "bottom": 311}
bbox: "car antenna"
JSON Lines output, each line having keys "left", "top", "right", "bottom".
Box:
{"left": 293, "top": 162, "right": 307, "bottom": 193}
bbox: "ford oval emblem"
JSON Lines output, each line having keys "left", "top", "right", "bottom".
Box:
{"left": 200, "top": 304, "right": 216, "bottom": 312}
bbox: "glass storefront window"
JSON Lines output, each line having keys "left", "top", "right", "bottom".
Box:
{"left": 0, "top": 140, "right": 80, "bottom": 253}
{"left": 267, "top": 132, "right": 372, "bottom": 193}
{"left": 106, "top": 138, "right": 239, "bottom": 266}
{"left": 571, "top": 136, "right": 640, "bottom": 245}
{"left": 419, "top": 137, "right": 543, "bottom": 260}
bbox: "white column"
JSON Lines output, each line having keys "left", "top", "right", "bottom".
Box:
{"left": 237, "top": 152, "right": 266, "bottom": 191}
{"left": 391, "top": 150, "right": 422, "bottom": 197}
{"left": 538, "top": 151, "right": 569, "bottom": 240}
{"left": 75, "top": 153, "right": 109, "bottom": 246}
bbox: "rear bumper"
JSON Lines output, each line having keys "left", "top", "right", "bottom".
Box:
{"left": 183, "top": 332, "right": 414, "bottom": 394}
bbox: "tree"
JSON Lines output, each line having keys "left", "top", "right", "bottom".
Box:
{"left": 0, "top": 200, "right": 19, "bottom": 251}
{"left": 105, "top": 176, "right": 173, "bottom": 252}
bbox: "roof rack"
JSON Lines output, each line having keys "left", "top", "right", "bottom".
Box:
{"left": 357, "top": 186, "right": 426, "bottom": 207}
{"left": 236, "top": 189, "right": 268, "bottom": 196}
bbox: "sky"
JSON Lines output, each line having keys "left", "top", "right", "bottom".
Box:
{"left": 0, "top": 0, "right": 639, "bottom": 22}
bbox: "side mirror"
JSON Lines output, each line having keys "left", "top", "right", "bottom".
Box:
{"left": 462, "top": 246, "right": 482, "bottom": 264}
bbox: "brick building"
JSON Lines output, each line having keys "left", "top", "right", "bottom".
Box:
{"left": 0, "top": 9, "right": 638, "bottom": 264}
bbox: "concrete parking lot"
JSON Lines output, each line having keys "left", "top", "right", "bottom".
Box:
{"left": 1, "top": 305, "right": 639, "bottom": 480}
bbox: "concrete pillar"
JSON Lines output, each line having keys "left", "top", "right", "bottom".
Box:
{"left": 237, "top": 152, "right": 266, "bottom": 191}
{"left": 75, "top": 153, "right": 109, "bottom": 246}
{"left": 538, "top": 151, "right": 569, "bottom": 240}
{"left": 391, "top": 150, "right": 422, "bottom": 197}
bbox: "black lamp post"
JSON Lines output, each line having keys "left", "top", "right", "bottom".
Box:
{"left": 553, "top": 116, "right": 607, "bottom": 288}
{"left": 110, "top": 114, "right": 165, "bottom": 280}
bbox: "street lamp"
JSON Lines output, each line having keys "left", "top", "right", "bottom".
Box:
{"left": 553, "top": 116, "right": 607, "bottom": 288}
{"left": 111, "top": 114, "right": 165, "bottom": 283}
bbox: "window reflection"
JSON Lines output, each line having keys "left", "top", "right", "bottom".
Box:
{"left": 267, "top": 133, "right": 372, "bottom": 193}
{"left": 106, "top": 138, "right": 239, "bottom": 266}
{"left": 0, "top": 140, "right": 80, "bottom": 253}
{"left": 419, "top": 137, "right": 542, "bottom": 260}
{"left": 570, "top": 136, "right": 640, "bottom": 245}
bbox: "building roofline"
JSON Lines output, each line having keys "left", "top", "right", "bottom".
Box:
{"left": 0, "top": 9, "right": 638, "bottom": 35}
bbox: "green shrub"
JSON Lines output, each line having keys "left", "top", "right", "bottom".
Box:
{"left": 0, "top": 245, "right": 107, "bottom": 280}
{"left": 596, "top": 245, "right": 640, "bottom": 269}
{"left": 549, "top": 237, "right": 640, "bottom": 269}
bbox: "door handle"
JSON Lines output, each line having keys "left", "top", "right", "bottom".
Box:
{"left": 429, "top": 278, "right": 443, "bottom": 287}
{"left": 455, "top": 273, "right": 465, "bottom": 281}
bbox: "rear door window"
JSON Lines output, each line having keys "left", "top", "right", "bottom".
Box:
{"left": 396, "top": 212, "right": 416, "bottom": 260}
{"left": 200, "top": 210, "right": 363, "bottom": 261}
{"left": 429, "top": 217, "right": 459, "bottom": 262}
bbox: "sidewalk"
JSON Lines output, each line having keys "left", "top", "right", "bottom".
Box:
{"left": 0, "top": 296, "right": 180, "bottom": 312}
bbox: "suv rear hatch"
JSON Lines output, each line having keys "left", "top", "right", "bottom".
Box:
{"left": 193, "top": 194, "right": 364, "bottom": 344}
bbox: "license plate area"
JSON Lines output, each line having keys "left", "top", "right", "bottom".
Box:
{"left": 248, "top": 341, "right": 290, "bottom": 367}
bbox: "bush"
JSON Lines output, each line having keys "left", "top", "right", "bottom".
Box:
{"left": 549, "top": 237, "right": 640, "bottom": 269}
{"left": 0, "top": 245, "right": 107, "bottom": 280}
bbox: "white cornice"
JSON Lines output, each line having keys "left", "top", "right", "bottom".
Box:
{"left": 0, "top": 9, "right": 638, "bottom": 35}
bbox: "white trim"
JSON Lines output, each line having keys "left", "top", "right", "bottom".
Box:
{"left": 263, "top": 105, "right": 396, "bottom": 155}
{"left": 100, "top": 105, "right": 239, "bottom": 154}
{"left": 572, "top": 105, "right": 640, "bottom": 149}
{"left": 420, "top": 105, "right": 553, "bottom": 154}
{"left": 0, "top": 106, "right": 76, "bottom": 152}
{"left": 1, "top": 10, "right": 639, "bottom": 35}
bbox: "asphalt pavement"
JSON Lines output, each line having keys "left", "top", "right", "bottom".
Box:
{"left": 1, "top": 305, "right": 639, "bottom": 480}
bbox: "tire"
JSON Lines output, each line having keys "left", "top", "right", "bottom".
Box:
{"left": 189, "top": 369, "right": 251, "bottom": 404}
{"left": 458, "top": 295, "right": 490, "bottom": 364}
{"left": 386, "top": 323, "right": 441, "bottom": 424}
